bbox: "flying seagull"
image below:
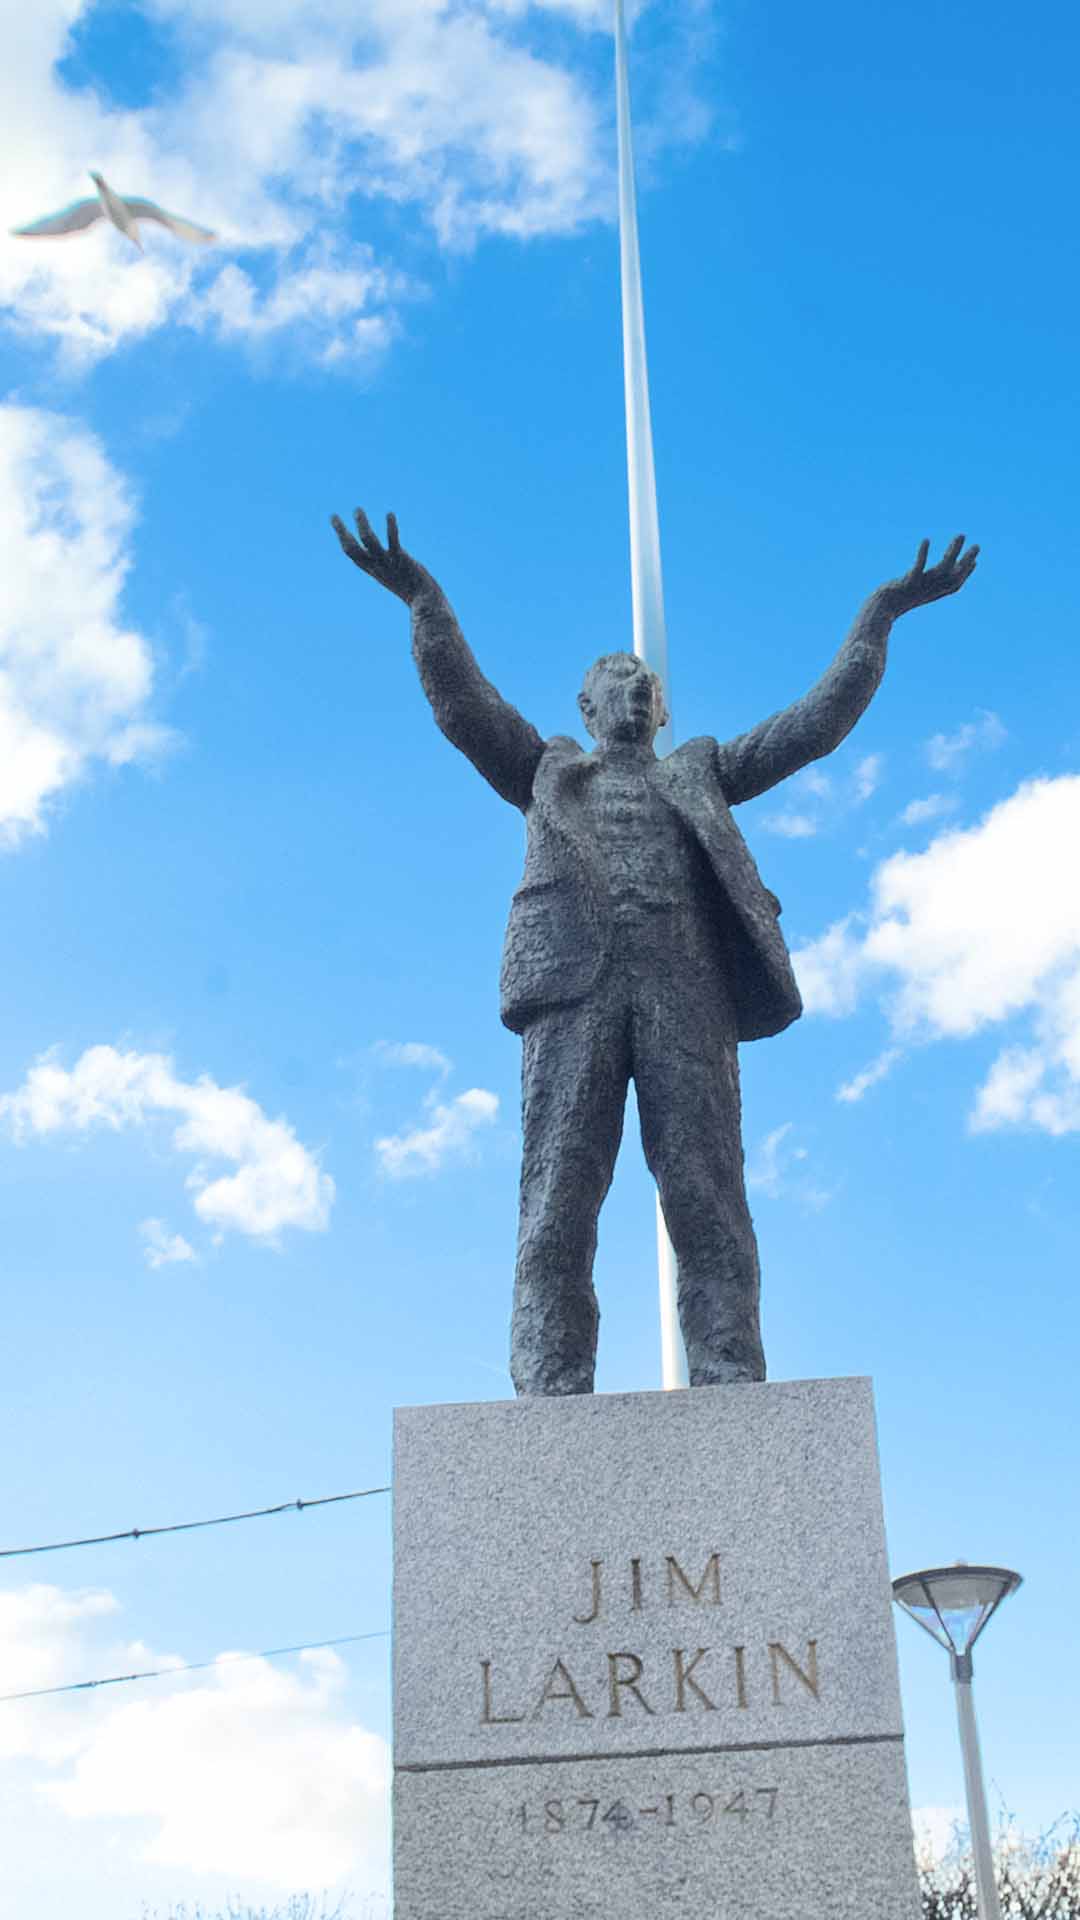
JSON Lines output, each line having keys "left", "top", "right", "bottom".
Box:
{"left": 10, "top": 171, "right": 216, "bottom": 251}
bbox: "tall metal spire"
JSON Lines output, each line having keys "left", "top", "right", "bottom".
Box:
{"left": 614, "top": 0, "right": 687, "bottom": 1387}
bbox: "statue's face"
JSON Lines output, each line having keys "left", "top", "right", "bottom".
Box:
{"left": 579, "top": 652, "right": 666, "bottom": 746}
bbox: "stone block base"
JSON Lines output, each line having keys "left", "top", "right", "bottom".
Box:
{"left": 392, "top": 1378, "right": 920, "bottom": 1919}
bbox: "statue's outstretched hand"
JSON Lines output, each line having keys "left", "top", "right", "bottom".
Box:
{"left": 330, "top": 508, "right": 431, "bottom": 606}
{"left": 878, "top": 535, "right": 979, "bottom": 616}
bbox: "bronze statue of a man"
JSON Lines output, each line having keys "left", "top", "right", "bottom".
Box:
{"left": 332, "top": 510, "right": 977, "bottom": 1396}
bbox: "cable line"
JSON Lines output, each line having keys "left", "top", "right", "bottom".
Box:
{"left": 0, "top": 1629, "right": 390, "bottom": 1704}
{"left": 0, "top": 1484, "right": 390, "bottom": 1561}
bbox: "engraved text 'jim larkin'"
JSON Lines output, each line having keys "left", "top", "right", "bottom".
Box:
{"left": 480, "top": 1553, "right": 821, "bottom": 1726}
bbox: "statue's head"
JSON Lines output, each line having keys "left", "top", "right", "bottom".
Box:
{"left": 578, "top": 652, "right": 668, "bottom": 747}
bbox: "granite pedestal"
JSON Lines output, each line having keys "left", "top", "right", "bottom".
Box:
{"left": 392, "top": 1377, "right": 920, "bottom": 1919}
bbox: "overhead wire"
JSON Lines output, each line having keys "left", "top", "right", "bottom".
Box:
{"left": 0, "top": 1484, "right": 390, "bottom": 1561}
{"left": 0, "top": 1484, "right": 393, "bottom": 1707}
{"left": 0, "top": 1630, "right": 390, "bottom": 1705}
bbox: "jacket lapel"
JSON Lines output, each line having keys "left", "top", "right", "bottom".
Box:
{"left": 534, "top": 740, "right": 610, "bottom": 913}
{"left": 657, "top": 740, "right": 749, "bottom": 879}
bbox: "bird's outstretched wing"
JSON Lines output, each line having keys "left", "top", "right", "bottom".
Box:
{"left": 10, "top": 197, "right": 105, "bottom": 238}
{"left": 123, "top": 198, "right": 217, "bottom": 244}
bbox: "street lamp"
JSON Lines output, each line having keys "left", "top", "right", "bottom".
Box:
{"left": 892, "top": 1562, "right": 1022, "bottom": 1920}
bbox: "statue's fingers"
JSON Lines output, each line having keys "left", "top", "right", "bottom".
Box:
{"left": 387, "top": 511, "right": 401, "bottom": 554}
{"left": 959, "top": 543, "right": 979, "bottom": 572}
{"left": 913, "top": 538, "right": 929, "bottom": 572}
{"left": 941, "top": 534, "right": 965, "bottom": 568}
{"left": 331, "top": 514, "right": 372, "bottom": 569}
{"left": 354, "top": 507, "right": 382, "bottom": 556}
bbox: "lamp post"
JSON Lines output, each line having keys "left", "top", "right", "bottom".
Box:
{"left": 892, "top": 1562, "right": 1022, "bottom": 1920}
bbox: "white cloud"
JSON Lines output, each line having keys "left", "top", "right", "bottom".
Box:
{"left": 925, "top": 709, "right": 1006, "bottom": 773}
{"left": 373, "top": 1040, "right": 452, "bottom": 1077}
{"left": 912, "top": 1805, "right": 966, "bottom": 1866}
{"left": 0, "top": 0, "right": 702, "bottom": 367}
{"left": 187, "top": 243, "right": 409, "bottom": 368}
{"left": 969, "top": 1044, "right": 1080, "bottom": 1137}
{"left": 900, "top": 792, "right": 956, "bottom": 828}
{"left": 836, "top": 1047, "right": 901, "bottom": 1105}
{"left": 0, "top": 1045, "right": 334, "bottom": 1245}
{"left": 746, "top": 1121, "right": 795, "bottom": 1197}
{"left": 853, "top": 752, "right": 883, "bottom": 802}
{"left": 759, "top": 767, "right": 829, "bottom": 839}
{"left": 49, "top": 1648, "right": 387, "bottom": 1886}
{"left": 371, "top": 1041, "right": 499, "bottom": 1176}
{"left": 758, "top": 752, "right": 883, "bottom": 838}
{"left": 0, "top": 405, "right": 172, "bottom": 845}
{"left": 139, "top": 1218, "right": 198, "bottom": 1268}
{"left": 745, "top": 1122, "right": 833, "bottom": 1210}
{"left": 487, "top": 0, "right": 617, "bottom": 23}
{"left": 0, "top": 1583, "right": 389, "bottom": 1893}
{"left": 760, "top": 809, "right": 819, "bottom": 839}
{"left": 790, "top": 915, "right": 867, "bottom": 1017}
{"left": 969, "top": 1047, "right": 1048, "bottom": 1131}
{"left": 794, "top": 774, "right": 1080, "bottom": 1135}
{"left": 0, "top": 1585, "right": 120, "bottom": 1764}
{"left": 376, "top": 1086, "right": 499, "bottom": 1178}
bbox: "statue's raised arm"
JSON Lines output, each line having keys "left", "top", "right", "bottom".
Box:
{"left": 717, "top": 536, "right": 979, "bottom": 805}
{"left": 332, "top": 508, "right": 544, "bottom": 811}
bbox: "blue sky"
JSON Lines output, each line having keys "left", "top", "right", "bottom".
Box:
{"left": 1, "top": 0, "right": 1078, "bottom": 1912}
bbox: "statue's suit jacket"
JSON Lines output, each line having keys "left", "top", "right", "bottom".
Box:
{"left": 409, "top": 581, "right": 891, "bottom": 1044}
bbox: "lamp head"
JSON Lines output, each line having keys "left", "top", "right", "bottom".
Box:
{"left": 892, "top": 1563, "right": 1021, "bottom": 1663}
